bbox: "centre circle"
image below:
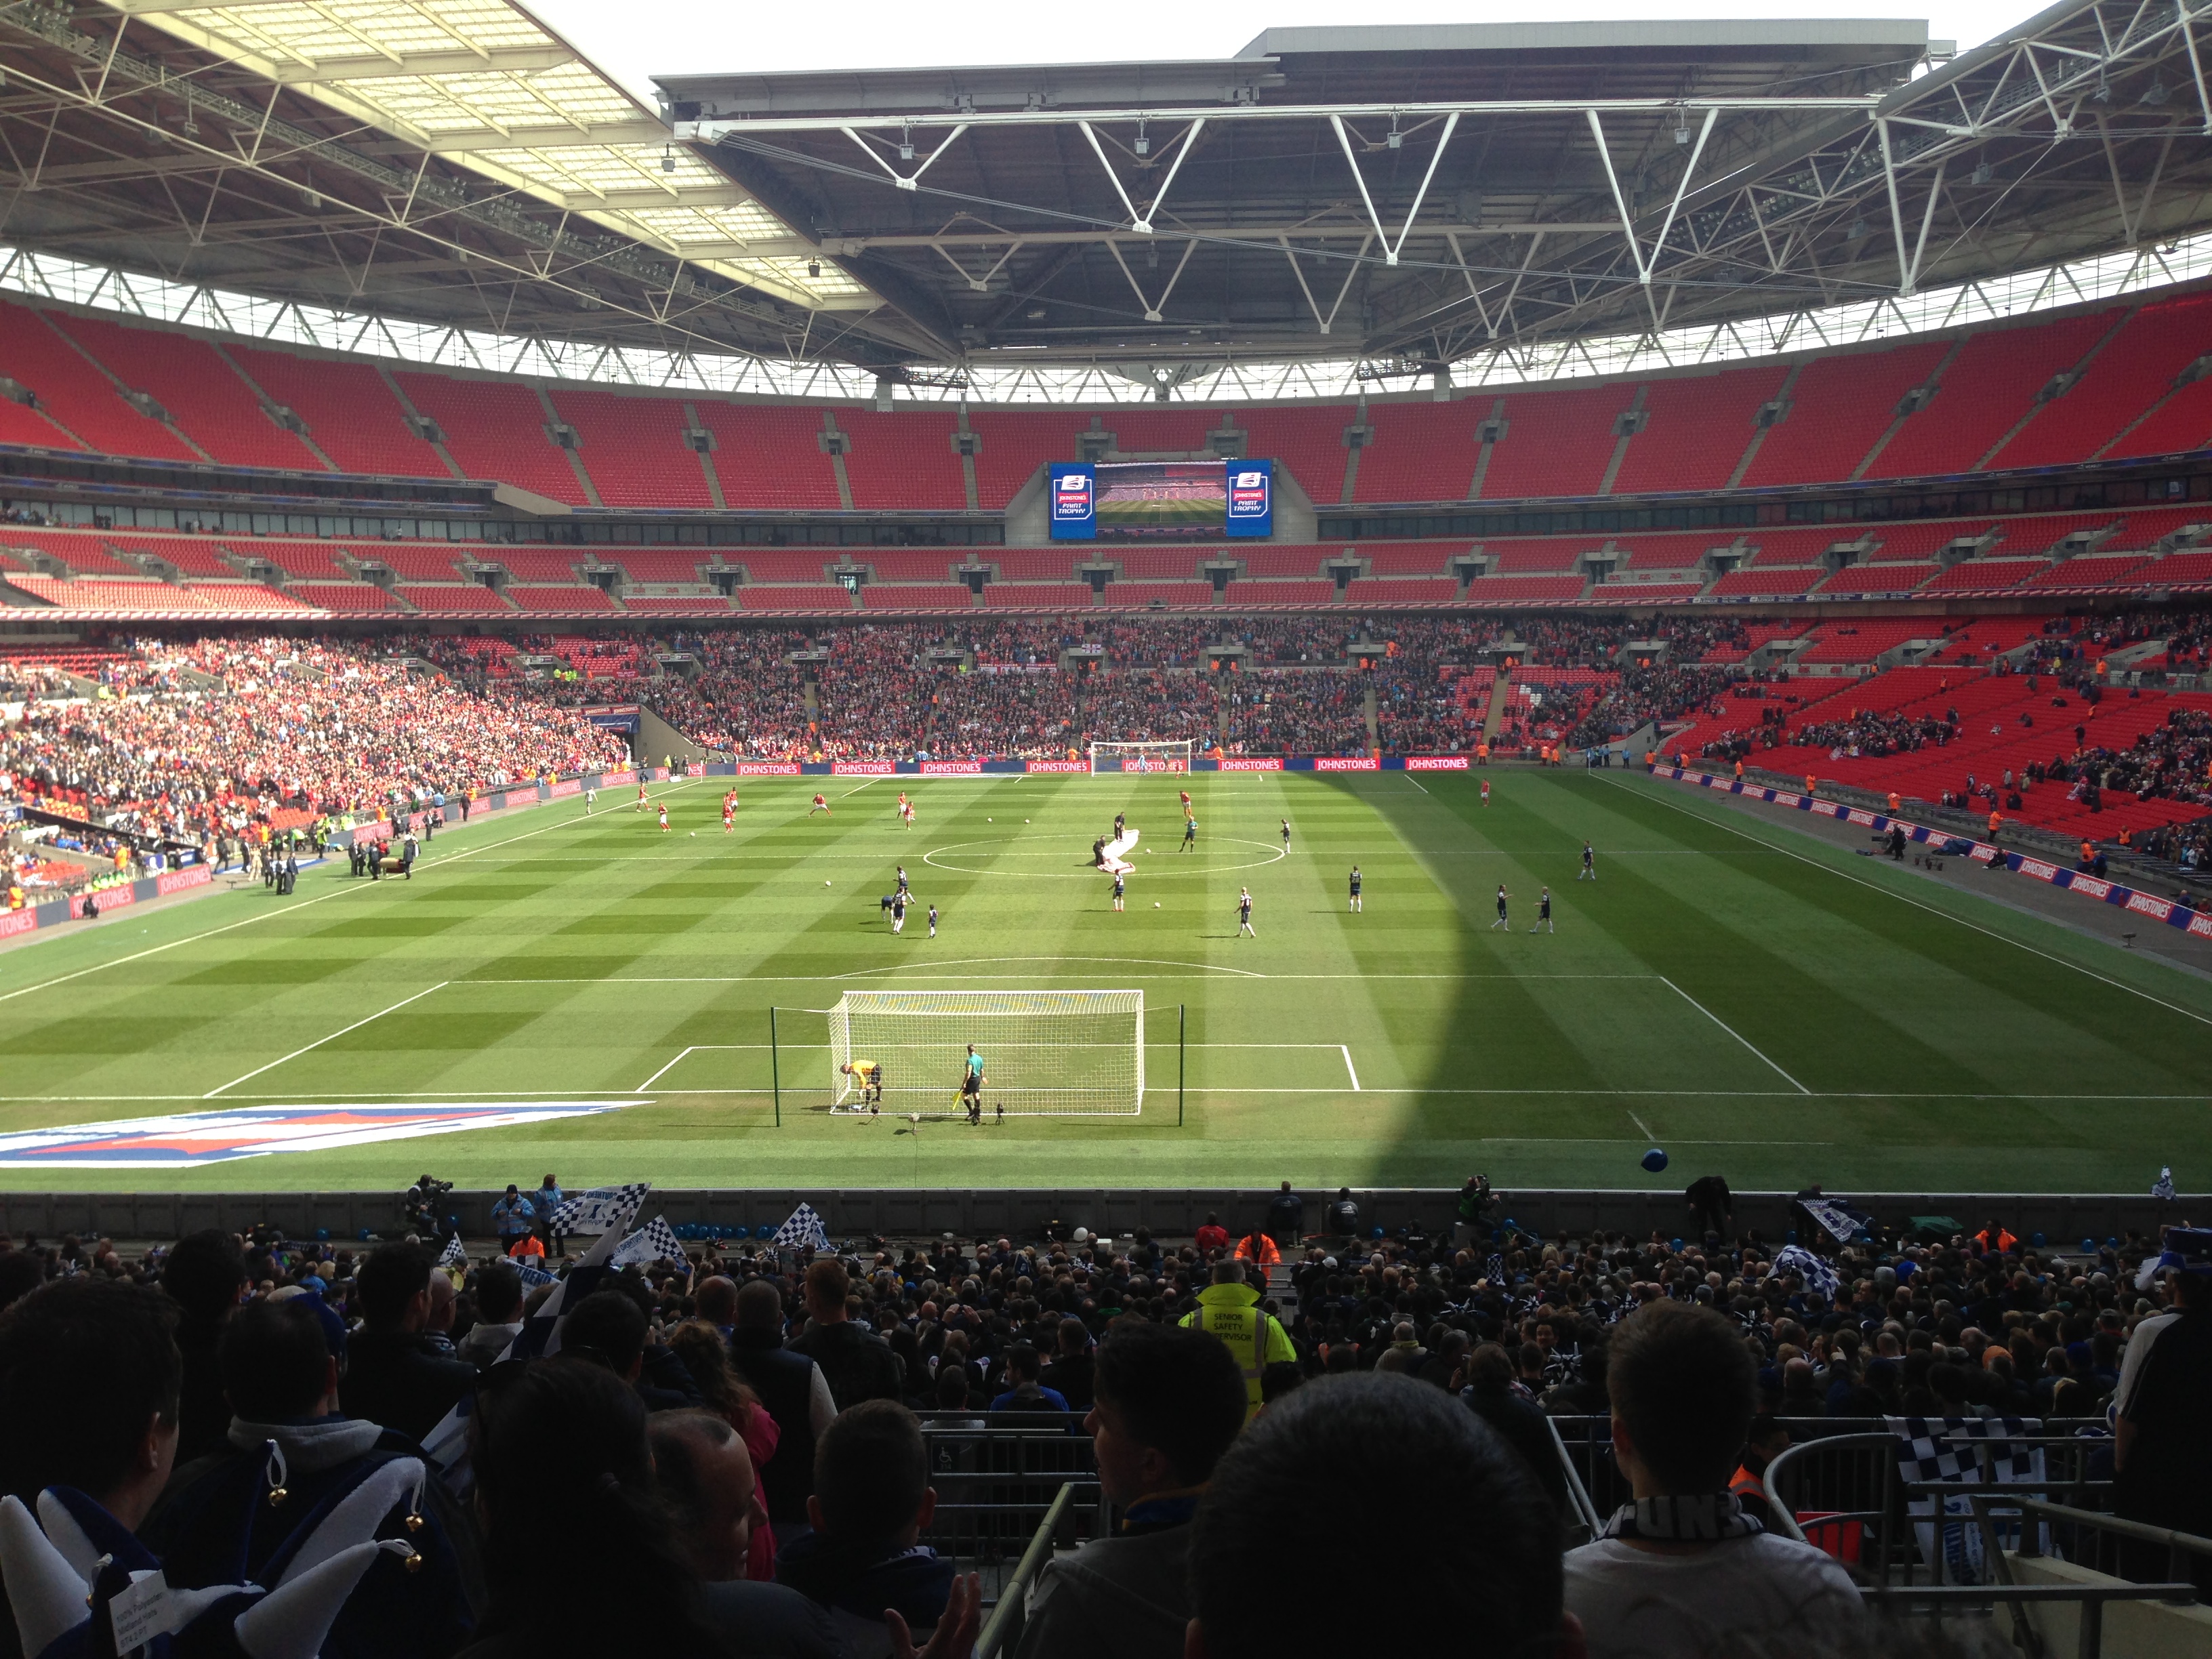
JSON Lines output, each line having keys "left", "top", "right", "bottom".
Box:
{"left": 922, "top": 836, "right": 1290, "bottom": 878}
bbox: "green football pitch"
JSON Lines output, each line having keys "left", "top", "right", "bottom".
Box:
{"left": 1, "top": 769, "right": 2207, "bottom": 1195}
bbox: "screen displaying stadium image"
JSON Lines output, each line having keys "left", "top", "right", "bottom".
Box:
{"left": 1095, "top": 461, "right": 1223, "bottom": 538}
{"left": 1050, "top": 459, "right": 1273, "bottom": 540}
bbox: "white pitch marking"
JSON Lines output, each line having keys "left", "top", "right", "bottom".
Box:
{"left": 1630, "top": 1111, "right": 1656, "bottom": 1140}
{"left": 1403, "top": 774, "right": 1431, "bottom": 796}
{"left": 203, "top": 981, "right": 450, "bottom": 1099}
{"left": 1340, "top": 1045, "right": 1361, "bottom": 1090}
{"left": 633, "top": 1043, "right": 774, "bottom": 1091}
{"left": 1610, "top": 772, "right": 2212, "bottom": 1029}
{"left": 1657, "top": 975, "right": 1811, "bottom": 1094}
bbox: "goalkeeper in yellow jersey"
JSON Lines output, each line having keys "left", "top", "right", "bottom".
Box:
{"left": 839, "top": 1059, "right": 883, "bottom": 1112}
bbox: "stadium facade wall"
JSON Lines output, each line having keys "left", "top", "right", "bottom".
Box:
{"left": 0, "top": 1187, "right": 2192, "bottom": 1245}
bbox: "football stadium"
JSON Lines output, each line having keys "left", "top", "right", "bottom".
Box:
{"left": 1, "top": 5, "right": 2211, "bottom": 1653}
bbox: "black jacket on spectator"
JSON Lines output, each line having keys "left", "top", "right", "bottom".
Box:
{"left": 173, "top": 1317, "right": 231, "bottom": 1467}
{"left": 1461, "top": 1383, "right": 1575, "bottom": 1539}
{"left": 1040, "top": 1351, "right": 1095, "bottom": 1412}
{"left": 730, "top": 1332, "right": 822, "bottom": 1525}
{"left": 339, "top": 1330, "right": 477, "bottom": 1444}
{"left": 143, "top": 1414, "right": 476, "bottom": 1659}
{"left": 787, "top": 1321, "right": 903, "bottom": 1413}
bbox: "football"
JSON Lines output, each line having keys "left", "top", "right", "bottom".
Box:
{"left": 1153, "top": 901, "right": 1162, "bottom": 908}
{"left": 825, "top": 880, "right": 832, "bottom": 886}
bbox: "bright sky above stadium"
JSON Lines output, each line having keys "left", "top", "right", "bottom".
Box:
{"left": 531, "top": 1, "right": 2052, "bottom": 103}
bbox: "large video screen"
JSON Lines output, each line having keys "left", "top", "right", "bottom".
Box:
{"left": 1050, "top": 459, "right": 1272, "bottom": 541}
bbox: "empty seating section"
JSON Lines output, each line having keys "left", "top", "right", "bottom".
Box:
{"left": 1101, "top": 581, "right": 1213, "bottom": 607}
{"left": 1109, "top": 409, "right": 1216, "bottom": 453}
{"left": 398, "top": 584, "right": 512, "bottom": 614}
{"left": 607, "top": 550, "right": 710, "bottom": 585}
{"left": 1113, "top": 548, "right": 1204, "bottom": 579}
{"left": 2152, "top": 550, "right": 2212, "bottom": 586}
{"left": 864, "top": 551, "right": 962, "bottom": 582}
{"left": 1866, "top": 311, "right": 2112, "bottom": 478}
{"left": 1232, "top": 546, "right": 1329, "bottom": 577}
{"left": 693, "top": 404, "right": 842, "bottom": 510}
{"left": 1360, "top": 545, "right": 1454, "bottom": 576}
{"left": 2026, "top": 554, "right": 2152, "bottom": 589}
{"left": 1923, "top": 618, "right": 2051, "bottom": 660}
{"left": 1740, "top": 340, "right": 1950, "bottom": 486}
{"left": 1237, "top": 407, "right": 1351, "bottom": 505}
{"left": 395, "top": 373, "right": 588, "bottom": 505}
{"left": 49, "top": 314, "right": 320, "bottom": 471}
{"left": 992, "top": 550, "right": 1082, "bottom": 581}
{"left": 1816, "top": 562, "right": 1936, "bottom": 596}
{"left": 0, "top": 398, "right": 80, "bottom": 450}
{"left": 1698, "top": 623, "right": 1803, "bottom": 663}
{"left": 737, "top": 552, "right": 836, "bottom": 583}
{"left": 1741, "top": 527, "right": 1849, "bottom": 566}
{"left": 508, "top": 586, "right": 617, "bottom": 613}
{"left": 1796, "top": 620, "right": 1934, "bottom": 663}
{"left": 1351, "top": 402, "right": 1479, "bottom": 502}
{"left": 1462, "top": 575, "right": 1587, "bottom": 603}
{"left": 1483, "top": 539, "right": 1589, "bottom": 573}
{"left": 860, "top": 583, "right": 970, "bottom": 608}
{"left": 837, "top": 409, "right": 967, "bottom": 510}
{"left": 549, "top": 390, "right": 714, "bottom": 509}
{"left": 228, "top": 348, "right": 443, "bottom": 476}
{"left": 1614, "top": 535, "right": 1712, "bottom": 573}
{"left": 1866, "top": 519, "right": 1995, "bottom": 561}
{"left": 231, "top": 540, "right": 352, "bottom": 581}
{"left": 983, "top": 582, "right": 1092, "bottom": 608}
{"left": 290, "top": 581, "right": 402, "bottom": 612}
{"left": 1479, "top": 384, "right": 1637, "bottom": 500}
{"left": 2104, "top": 369, "right": 2212, "bottom": 459}
{"left": 358, "top": 545, "right": 465, "bottom": 582}
{"left": 7, "top": 576, "right": 234, "bottom": 612}
{"left": 0, "top": 531, "right": 138, "bottom": 575}
{"left": 1607, "top": 365, "right": 1785, "bottom": 496}
{"left": 739, "top": 586, "right": 852, "bottom": 610}
{"left": 1923, "top": 558, "right": 2045, "bottom": 594}
{"left": 485, "top": 548, "right": 586, "bottom": 582}
{"left": 107, "top": 537, "right": 235, "bottom": 578}
{"left": 1993, "top": 296, "right": 2212, "bottom": 468}
{"left": 966, "top": 410, "right": 1086, "bottom": 510}
{"left": 0, "top": 301, "right": 199, "bottom": 459}
{"left": 1343, "top": 577, "right": 1459, "bottom": 603}
{"left": 1708, "top": 567, "right": 1824, "bottom": 597}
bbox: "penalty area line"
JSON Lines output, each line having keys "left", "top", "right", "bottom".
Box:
{"left": 1340, "top": 1045, "right": 1361, "bottom": 1090}
{"left": 1658, "top": 975, "right": 1811, "bottom": 1095}
{"left": 632, "top": 1044, "right": 774, "bottom": 1092}
{"left": 203, "top": 981, "right": 449, "bottom": 1099}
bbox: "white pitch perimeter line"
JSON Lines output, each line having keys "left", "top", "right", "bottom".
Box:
{"left": 1608, "top": 771, "right": 2212, "bottom": 1029}
{"left": 1658, "top": 974, "right": 1811, "bottom": 1094}
{"left": 203, "top": 980, "right": 449, "bottom": 1099}
{"left": 1340, "top": 1045, "right": 1361, "bottom": 1090}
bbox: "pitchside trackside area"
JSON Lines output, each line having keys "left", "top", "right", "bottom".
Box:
{"left": 0, "top": 769, "right": 2207, "bottom": 1194}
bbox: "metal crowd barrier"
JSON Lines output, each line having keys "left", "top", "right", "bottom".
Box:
{"left": 913, "top": 1419, "right": 1103, "bottom": 1619}
{"left": 975, "top": 1483, "right": 1079, "bottom": 1659}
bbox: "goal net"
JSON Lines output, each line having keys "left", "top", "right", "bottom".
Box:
{"left": 1088, "top": 739, "right": 1193, "bottom": 774}
{"left": 826, "top": 989, "right": 1144, "bottom": 1116}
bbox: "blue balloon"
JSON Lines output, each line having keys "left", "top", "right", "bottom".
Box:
{"left": 1370, "top": 1225, "right": 1385, "bottom": 1240}
{"left": 1641, "top": 1147, "right": 1669, "bottom": 1172}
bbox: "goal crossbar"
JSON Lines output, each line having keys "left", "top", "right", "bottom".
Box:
{"left": 827, "top": 989, "right": 1144, "bottom": 1117}
{"left": 1088, "top": 739, "right": 1193, "bottom": 775}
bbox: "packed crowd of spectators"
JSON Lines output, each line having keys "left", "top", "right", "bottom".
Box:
{"left": 1, "top": 1189, "right": 2205, "bottom": 1659}
{"left": 0, "top": 636, "right": 630, "bottom": 847}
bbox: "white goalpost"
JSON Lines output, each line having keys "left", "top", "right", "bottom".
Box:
{"left": 826, "top": 989, "right": 1145, "bottom": 1116}
{"left": 1088, "top": 739, "right": 1194, "bottom": 774}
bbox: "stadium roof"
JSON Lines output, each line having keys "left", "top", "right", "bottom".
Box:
{"left": 0, "top": 3, "right": 2208, "bottom": 393}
